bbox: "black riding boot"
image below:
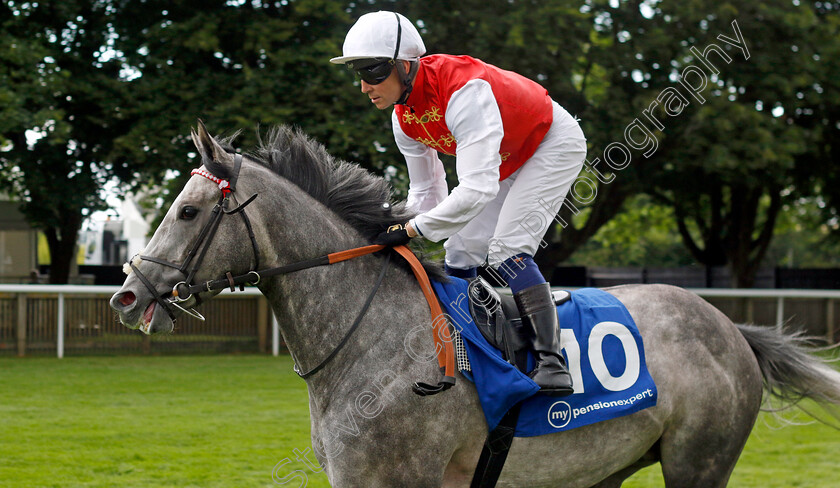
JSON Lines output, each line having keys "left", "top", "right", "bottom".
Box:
{"left": 514, "top": 283, "right": 574, "bottom": 396}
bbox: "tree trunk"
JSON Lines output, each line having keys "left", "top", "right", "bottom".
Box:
{"left": 44, "top": 213, "right": 83, "bottom": 284}
{"left": 670, "top": 183, "right": 783, "bottom": 289}
{"left": 727, "top": 189, "right": 782, "bottom": 288}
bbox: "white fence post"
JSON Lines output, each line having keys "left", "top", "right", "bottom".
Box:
{"left": 16, "top": 293, "right": 26, "bottom": 357}
{"left": 272, "top": 312, "right": 280, "bottom": 357}
{"left": 776, "top": 296, "right": 785, "bottom": 327}
{"left": 57, "top": 292, "right": 65, "bottom": 359}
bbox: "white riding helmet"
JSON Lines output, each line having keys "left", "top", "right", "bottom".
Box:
{"left": 330, "top": 11, "right": 426, "bottom": 65}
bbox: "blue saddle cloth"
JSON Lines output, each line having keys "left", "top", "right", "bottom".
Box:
{"left": 432, "top": 278, "right": 657, "bottom": 437}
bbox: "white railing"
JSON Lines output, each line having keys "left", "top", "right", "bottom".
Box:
{"left": 0, "top": 284, "right": 282, "bottom": 358}
{"left": 687, "top": 288, "right": 840, "bottom": 342}
{"left": 1, "top": 284, "right": 838, "bottom": 358}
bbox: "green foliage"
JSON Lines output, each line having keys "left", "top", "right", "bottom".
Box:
{"left": 635, "top": 0, "right": 833, "bottom": 284}
{"left": 546, "top": 0, "right": 840, "bottom": 285}
{"left": 1, "top": 1, "right": 138, "bottom": 281}
{"left": 765, "top": 195, "right": 840, "bottom": 268}
{"left": 0, "top": 1, "right": 401, "bottom": 282}
{"left": 2, "top": 0, "right": 840, "bottom": 285}
{"left": 566, "top": 195, "right": 695, "bottom": 267}
{"left": 567, "top": 192, "right": 840, "bottom": 269}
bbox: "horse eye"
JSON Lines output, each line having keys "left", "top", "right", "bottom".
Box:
{"left": 179, "top": 206, "right": 199, "bottom": 220}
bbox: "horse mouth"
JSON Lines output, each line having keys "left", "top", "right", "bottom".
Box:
{"left": 141, "top": 302, "right": 156, "bottom": 334}
{"left": 137, "top": 300, "right": 175, "bottom": 335}
{"left": 111, "top": 294, "right": 174, "bottom": 335}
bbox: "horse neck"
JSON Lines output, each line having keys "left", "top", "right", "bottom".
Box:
{"left": 246, "top": 171, "right": 428, "bottom": 389}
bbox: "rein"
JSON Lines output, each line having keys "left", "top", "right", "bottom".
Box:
{"left": 128, "top": 155, "right": 455, "bottom": 395}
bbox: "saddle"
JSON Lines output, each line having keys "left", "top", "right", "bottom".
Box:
{"left": 467, "top": 277, "right": 570, "bottom": 372}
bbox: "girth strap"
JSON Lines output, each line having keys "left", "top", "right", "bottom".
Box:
{"left": 470, "top": 404, "right": 523, "bottom": 488}
{"left": 469, "top": 280, "right": 535, "bottom": 488}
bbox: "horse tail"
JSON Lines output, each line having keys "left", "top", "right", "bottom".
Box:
{"left": 737, "top": 323, "right": 840, "bottom": 423}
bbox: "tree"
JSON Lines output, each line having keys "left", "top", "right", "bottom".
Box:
{"left": 1, "top": 1, "right": 141, "bottom": 283}
{"left": 4, "top": 0, "right": 838, "bottom": 288}
{"left": 565, "top": 194, "right": 694, "bottom": 267}
{"left": 789, "top": 1, "right": 840, "bottom": 240}
{"left": 413, "top": 0, "right": 838, "bottom": 287}
{"left": 652, "top": 99, "right": 804, "bottom": 286}
{"left": 642, "top": 0, "right": 837, "bottom": 286}
{"left": 363, "top": 0, "right": 707, "bottom": 269}
{"left": 766, "top": 195, "right": 840, "bottom": 268}
{"left": 0, "top": 0, "right": 388, "bottom": 283}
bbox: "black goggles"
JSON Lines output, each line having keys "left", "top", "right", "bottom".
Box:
{"left": 349, "top": 58, "right": 395, "bottom": 85}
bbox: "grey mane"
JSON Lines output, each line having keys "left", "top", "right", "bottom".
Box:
{"left": 203, "top": 125, "right": 447, "bottom": 281}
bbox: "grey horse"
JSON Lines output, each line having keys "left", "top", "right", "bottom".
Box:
{"left": 110, "top": 122, "right": 840, "bottom": 487}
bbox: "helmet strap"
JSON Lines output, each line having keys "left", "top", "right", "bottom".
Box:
{"left": 391, "top": 12, "right": 414, "bottom": 105}
{"left": 396, "top": 60, "right": 419, "bottom": 105}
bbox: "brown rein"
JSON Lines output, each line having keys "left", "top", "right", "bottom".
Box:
{"left": 132, "top": 155, "right": 456, "bottom": 395}
{"left": 289, "top": 244, "right": 456, "bottom": 395}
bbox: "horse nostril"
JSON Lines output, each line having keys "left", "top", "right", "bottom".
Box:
{"left": 119, "top": 291, "right": 136, "bottom": 307}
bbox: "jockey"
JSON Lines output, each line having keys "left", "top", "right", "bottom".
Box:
{"left": 331, "top": 11, "right": 586, "bottom": 397}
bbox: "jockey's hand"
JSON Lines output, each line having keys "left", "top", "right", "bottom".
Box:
{"left": 374, "top": 223, "right": 414, "bottom": 247}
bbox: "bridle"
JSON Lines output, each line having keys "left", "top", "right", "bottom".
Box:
{"left": 127, "top": 153, "right": 455, "bottom": 395}
{"left": 129, "top": 153, "right": 260, "bottom": 322}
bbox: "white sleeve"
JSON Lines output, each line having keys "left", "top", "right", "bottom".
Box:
{"left": 410, "top": 79, "right": 503, "bottom": 242}
{"left": 392, "top": 110, "right": 449, "bottom": 213}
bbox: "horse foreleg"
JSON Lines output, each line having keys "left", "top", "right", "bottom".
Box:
{"left": 440, "top": 427, "right": 486, "bottom": 487}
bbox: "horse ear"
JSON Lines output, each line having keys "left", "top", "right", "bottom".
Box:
{"left": 191, "top": 120, "right": 234, "bottom": 180}
{"left": 192, "top": 119, "right": 225, "bottom": 163}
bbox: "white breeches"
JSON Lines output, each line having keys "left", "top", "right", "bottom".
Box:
{"left": 444, "top": 102, "right": 587, "bottom": 269}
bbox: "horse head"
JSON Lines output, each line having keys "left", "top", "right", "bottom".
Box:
{"left": 110, "top": 121, "right": 261, "bottom": 334}
{"left": 110, "top": 119, "right": 441, "bottom": 344}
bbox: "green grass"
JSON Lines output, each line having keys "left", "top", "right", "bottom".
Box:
{"left": 0, "top": 356, "right": 327, "bottom": 488}
{"left": 1, "top": 356, "right": 838, "bottom": 487}
{"left": 625, "top": 411, "right": 840, "bottom": 487}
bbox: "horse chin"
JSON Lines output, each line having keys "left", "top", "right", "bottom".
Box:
{"left": 138, "top": 301, "right": 175, "bottom": 335}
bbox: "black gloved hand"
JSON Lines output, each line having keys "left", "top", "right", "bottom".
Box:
{"left": 374, "top": 223, "right": 412, "bottom": 247}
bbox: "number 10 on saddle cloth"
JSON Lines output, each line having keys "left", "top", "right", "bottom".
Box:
{"left": 432, "top": 278, "right": 658, "bottom": 436}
